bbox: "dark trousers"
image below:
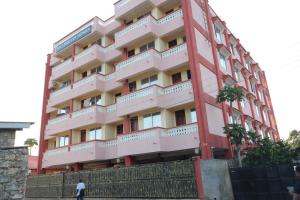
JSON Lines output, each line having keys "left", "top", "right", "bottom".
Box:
{"left": 77, "top": 196, "right": 84, "bottom": 200}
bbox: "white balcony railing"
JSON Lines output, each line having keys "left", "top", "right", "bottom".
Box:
{"left": 114, "top": 0, "right": 130, "bottom": 8}
{"left": 164, "top": 80, "right": 192, "bottom": 95}
{"left": 118, "top": 80, "right": 192, "bottom": 104}
{"left": 162, "top": 123, "right": 198, "bottom": 137}
{"left": 72, "top": 106, "right": 97, "bottom": 118}
{"left": 117, "top": 86, "right": 162, "bottom": 103}
{"left": 48, "top": 114, "right": 69, "bottom": 125}
{"left": 52, "top": 59, "right": 72, "bottom": 74}
{"left": 44, "top": 146, "right": 68, "bottom": 156}
{"left": 116, "top": 43, "right": 186, "bottom": 69}
{"left": 50, "top": 85, "right": 71, "bottom": 98}
{"left": 161, "top": 43, "right": 187, "bottom": 58}
{"left": 119, "top": 128, "right": 159, "bottom": 143}
{"left": 156, "top": 9, "right": 183, "bottom": 25}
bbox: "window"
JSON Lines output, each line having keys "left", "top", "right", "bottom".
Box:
{"left": 82, "top": 71, "right": 87, "bottom": 78}
{"left": 229, "top": 114, "right": 239, "bottom": 124}
{"left": 88, "top": 128, "right": 103, "bottom": 140}
{"left": 219, "top": 53, "right": 227, "bottom": 70}
{"left": 165, "top": 9, "right": 174, "bottom": 15}
{"left": 59, "top": 136, "right": 69, "bottom": 147}
{"left": 129, "top": 81, "right": 136, "bottom": 92}
{"left": 172, "top": 72, "right": 182, "bottom": 84}
{"left": 89, "top": 95, "right": 101, "bottom": 106}
{"left": 230, "top": 43, "right": 235, "bottom": 55}
{"left": 143, "top": 112, "right": 161, "bottom": 129}
{"left": 57, "top": 106, "right": 69, "bottom": 115}
{"left": 263, "top": 110, "right": 268, "bottom": 122}
{"left": 96, "top": 38, "right": 102, "bottom": 46}
{"left": 234, "top": 68, "right": 240, "bottom": 82}
{"left": 258, "top": 90, "right": 263, "bottom": 100}
{"left": 259, "top": 129, "right": 264, "bottom": 138}
{"left": 255, "top": 105, "right": 260, "bottom": 117}
{"left": 187, "top": 70, "right": 191, "bottom": 80}
{"left": 127, "top": 49, "right": 135, "bottom": 57}
{"left": 61, "top": 80, "right": 70, "bottom": 88}
{"left": 191, "top": 109, "right": 197, "bottom": 123}
{"left": 254, "top": 71, "right": 259, "bottom": 80}
{"left": 240, "top": 99, "right": 245, "bottom": 108}
{"left": 244, "top": 122, "right": 250, "bottom": 132}
{"left": 214, "top": 25, "right": 222, "bottom": 43}
{"left": 250, "top": 81, "right": 256, "bottom": 93}
{"left": 141, "top": 75, "right": 158, "bottom": 88}
{"left": 116, "top": 124, "right": 123, "bottom": 135}
{"left": 130, "top": 117, "right": 139, "bottom": 132}
{"left": 175, "top": 110, "right": 186, "bottom": 126}
{"left": 91, "top": 65, "right": 102, "bottom": 74}
{"left": 114, "top": 93, "right": 121, "bottom": 103}
{"left": 245, "top": 61, "right": 251, "bottom": 70}
{"left": 139, "top": 41, "right": 155, "bottom": 52}
{"left": 80, "top": 130, "right": 86, "bottom": 142}
{"left": 168, "top": 39, "right": 177, "bottom": 48}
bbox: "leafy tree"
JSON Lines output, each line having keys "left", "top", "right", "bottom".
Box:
{"left": 24, "top": 138, "right": 38, "bottom": 155}
{"left": 287, "top": 130, "right": 300, "bottom": 149}
{"left": 243, "top": 138, "right": 296, "bottom": 166}
{"left": 216, "top": 85, "right": 245, "bottom": 115}
{"left": 217, "top": 86, "right": 251, "bottom": 167}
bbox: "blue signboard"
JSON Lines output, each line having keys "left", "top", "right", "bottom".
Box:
{"left": 55, "top": 25, "right": 92, "bottom": 53}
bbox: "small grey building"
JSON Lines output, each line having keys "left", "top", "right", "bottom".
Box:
{"left": 0, "top": 121, "right": 33, "bottom": 147}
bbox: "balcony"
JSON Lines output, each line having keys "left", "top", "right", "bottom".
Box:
{"left": 115, "top": 9, "right": 183, "bottom": 48}
{"left": 47, "top": 73, "right": 122, "bottom": 108}
{"left": 42, "top": 123, "right": 199, "bottom": 168}
{"left": 51, "top": 44, "right": 122, "bottom": 81}
{"left": 45, "top": 105, "right": 120, "bottom": 138}
{"left": 116, "top": 43, "right": 188, "bottom": 81}
{"left": 53, "top": 17, "right": 121, "bottom": 57}
{"left": 117, "top": 80, "right": 194, "bottom": 116}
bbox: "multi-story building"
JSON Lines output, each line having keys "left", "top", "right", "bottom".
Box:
{"left": 38, "top": 0, "right": 279, "bottom": 173}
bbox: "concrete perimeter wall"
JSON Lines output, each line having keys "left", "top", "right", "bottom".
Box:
{"left": 201, "top": 159, "right": 234, "bottom": 200}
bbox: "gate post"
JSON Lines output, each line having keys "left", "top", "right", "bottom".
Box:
{"left": 193, "top": 156, "right": 207, "bottom": 200}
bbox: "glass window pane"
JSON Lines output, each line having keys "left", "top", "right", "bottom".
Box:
{"left": 64, "top": 137, "right": 69, "bottom": 146}
{"left": 95, "top": 128, "right": 102, "bottom": 140}
{"left": 191, "top": 109, "right": 197, "bottom": 123}
{"left": 139, "top": 44, "right": 147, "bottom": 52}
{"left": 143, "top": 115, "right": 152, "bottom": 129}
{"left": 59, "top": 137, "right": 65, "bottom": 147}
{"left": 150, "top": 75, "right": 158, "bottom": 85}
{"left": 96, "top": 95, "right": 101, "bottom": 105}
{"left": 148, "top": 41, "right": 155, "bottom": 49}
{"left": 88, "top": 129, "right": 95, "bottom": 140}
{"left": 219, "top": 54, "right": 227, "bottom": 70}
{"left": 152, "top": 113, "right": 161, "bottom": 127}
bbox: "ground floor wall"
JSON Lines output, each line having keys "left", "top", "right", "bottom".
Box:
{"left": 26, "top": 159, "right": 233, "bottom": 200}
{"left": 0, "top": 147, "right": 28, "bottom": 200}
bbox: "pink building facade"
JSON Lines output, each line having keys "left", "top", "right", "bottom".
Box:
{"left": 38, "top": 0, "right": 279, "bottom": 180}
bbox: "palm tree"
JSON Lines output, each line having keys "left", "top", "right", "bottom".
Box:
{"left": 24, "top": 138, "right": 38, "bottom": 155}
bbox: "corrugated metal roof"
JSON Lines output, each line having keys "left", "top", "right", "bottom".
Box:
{"left": 0, "top": 122, "right": 34, "bottom": 130}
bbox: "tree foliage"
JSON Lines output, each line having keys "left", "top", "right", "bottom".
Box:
{"left": 24, "top": 138, "right": 38, "bottom": 155}
{"left": 286, "top": 130, "right": 300, "bottom": 149}
{"left": 243, "top": 138, "right": 296, "bottom": 166}
{"left": 216, "top": 85, "right": 245, "bottom": 106}
{"left": 24, "top": 138, "right": 38, "bottom": 147}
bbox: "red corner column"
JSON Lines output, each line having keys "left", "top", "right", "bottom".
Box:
{"left": 37, "top": 54, "right": 52, "bottom": 174}
{"left": 181, "top": 0, "right": 212, "bottom": 160}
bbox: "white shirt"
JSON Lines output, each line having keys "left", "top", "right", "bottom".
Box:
{"left": 76, "top": 182, "right": 85, "bottom": 196}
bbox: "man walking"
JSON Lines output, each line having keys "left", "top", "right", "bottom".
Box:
{"left": 76, "top": 179, "right": 85, "bottom": 200}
